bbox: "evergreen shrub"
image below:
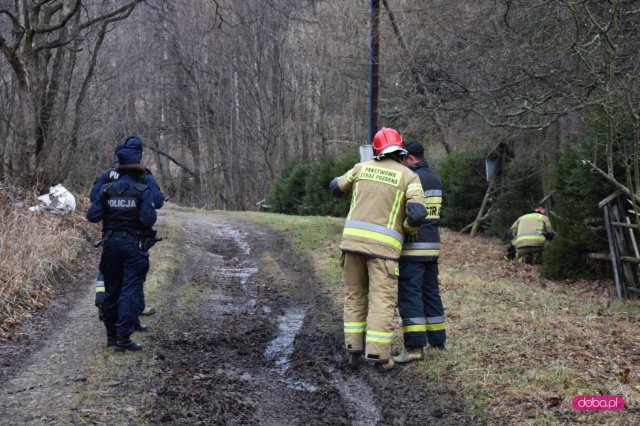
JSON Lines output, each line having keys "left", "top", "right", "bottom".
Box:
{"left": 267, "top": 153, "right": 358, "bottom": 216}
{"left": 439, "top": 149, "right": 487, "bottom": 230}
{"left": 542, "top": 145, "right": 613, "bottom": 279}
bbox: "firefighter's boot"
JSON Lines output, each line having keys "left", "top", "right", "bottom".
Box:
{"left": 347, "top": 352, "right": 363, "bottom": 368}
{"left": 392, "top": 347, "right": 424, "bottom": 364}
{"left": 373, "top": 358, "right": 395, "bottom": 373}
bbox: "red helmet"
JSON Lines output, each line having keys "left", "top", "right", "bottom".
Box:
{"left": 372, "top": 127, "right": 407, "bottom": 159}
{"left": 534, "top": 207, "right": 547, "bottom": 216}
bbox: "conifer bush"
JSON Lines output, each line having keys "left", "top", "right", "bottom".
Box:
{"left": 542, "top": 145, "right": 613, "bottom": 279}
{"left": 267, "top": 153, "right": 358, "bottom": 216}
{"left": 439, "top": 149, "right": 487, "bottom": 230}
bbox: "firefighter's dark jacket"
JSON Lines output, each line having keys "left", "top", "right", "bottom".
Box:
{"left": 400, "top": 160, "right": 442, "bottom": 261}
{"left": 331, "top": 157, "right": 427, "bottom": 260}
{"left": 86, "top": 174, "right": 157, "bottom": 234}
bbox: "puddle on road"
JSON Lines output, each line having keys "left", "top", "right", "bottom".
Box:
{"left": 208, "top": 295, "right": 257, "bottom": 315}
{"left": 218, "top": 267, "right": 258, "bottom": 288}
{"left": 264, "top": 307, "right": 318, "bottom": 392}
{"left": 205, "top": 222, "right": 251, "bottom": 255}
{"left": 327, "top": 366, "right": 383, "bottom": 425}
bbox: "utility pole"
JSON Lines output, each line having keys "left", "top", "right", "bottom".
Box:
{"left": 369, "top": 0, "right": 380, "bottom": 145}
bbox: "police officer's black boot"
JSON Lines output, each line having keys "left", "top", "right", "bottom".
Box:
{"left": 115, "top": 336, "right": 143, "bottom": 352}
{"left": 135, "top": 323, "right": 149, "bottom": 332}
{"left": 106, "top": 329, "right": 117, "bottom": 347}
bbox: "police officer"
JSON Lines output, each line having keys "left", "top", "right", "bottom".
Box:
{"left": 393, "top": 141, "right": 446, "bottom": 364}
{"left": 330, "top": 128, "right": 427, "bottom": 372}
{"left": 90, "top": 136, "right": 165, "bottom": 323}
{"left": 87, "top": 141, "right": 157, "bottom": 352}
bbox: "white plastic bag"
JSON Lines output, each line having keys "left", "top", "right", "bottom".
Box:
{"left": 29, "top": 184, "right": 76, "bottom": 214}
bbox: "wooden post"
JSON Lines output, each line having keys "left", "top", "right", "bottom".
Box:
{"left": 470, "top": 172, "right": 497, "bottom": 237}
{"left": 604, "top": 206, "right": 623, "bottom": 298}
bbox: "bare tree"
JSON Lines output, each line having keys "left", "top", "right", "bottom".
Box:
{"left": 0, "top": 0, "right": 143, "bottom": 186}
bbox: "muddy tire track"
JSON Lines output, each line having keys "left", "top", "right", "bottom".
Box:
{"left": 150, "top": 210, "right": 475, "bottom": 425}
{"left": 0, "top": 208, "right": 478, "bottom": 425}
{"left": 148, "top": 211, "right": 350, "bottom": 425}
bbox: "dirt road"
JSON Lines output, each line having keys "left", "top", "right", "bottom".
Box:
{"left": 0, "top": 209, "right": 475, "bottom": 425}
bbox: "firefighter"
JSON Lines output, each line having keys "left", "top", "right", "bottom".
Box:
{"left": 90, "top": 136, "right": 164, "bottom": 324}
{"left": 330, "top": 128, "right": 427, "bottom": 372}
{"left": 393, "top": 141, "right": 446, "bottom": 364}
{"left": 87, "top": 142, "right": 157, "bottom": 352}
{"left": 508, "top": 207, "right": 554, "bottom": 264}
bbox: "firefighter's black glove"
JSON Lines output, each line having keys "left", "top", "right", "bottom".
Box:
{"left": 545, "top": 232, "right": 555, "bottom": 241}
{"left": 329, "top": 178, "right": 344, "bottom": 198}
{"left": 403, "top": 218, "right": 419, "bottom": 242}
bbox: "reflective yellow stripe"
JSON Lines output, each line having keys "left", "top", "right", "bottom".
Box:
{"left": 367, "top": 331, "right": 393, "bottom": 336}
{"left": 403, "top": 324, "right": 427, "bottom": 333}
{"left": 400, "top": 249, "right": 440, "bottom": 257}
{"left": 347, "top": 170, "right": 355, "bottom": 183}
{"left": 425, "top": 196, "right": 442, "bottom": 204}
{"left": 95, "top": 287, "right": 105, "bottom": 293}
{"left": 367, "top": 336, "right": 392, "bottom": 343}
{"left": 407, "top": 183, "right": 423, "bottom": 194}
{"left": 425, "top": 323, "right": 446, "bottom": 331}
{"left": 386, "top": 190, "right": 404, "bottom": 228}
{"left": 513, "top": 235, "right": 545, "bottom": 245}
{"left": 343, "top": 227, "right": 403, "bottom": 249}
{"left": 344, "top": 322, "right": 366, "bottom": 333}
{"left": 366, "top": 330, "right": 393, "bottom": 343}
{"left": 347, "top": 182, "right": 359, "bottom": 220}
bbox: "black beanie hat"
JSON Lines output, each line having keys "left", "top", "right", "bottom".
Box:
{"left": 404, "top": 140, "right": 424, "bottom": 157}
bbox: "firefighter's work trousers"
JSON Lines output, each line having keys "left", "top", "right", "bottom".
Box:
{"left": 398, "top": 261, "right": 446, "bottom": 347}
{"left": 342, "top": 251, "right": 398, "bottom": 362}
{"left": 516, "top": 246, "right": 544, "bottom": 264}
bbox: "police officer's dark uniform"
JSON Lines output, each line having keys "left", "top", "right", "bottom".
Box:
{"left": 393, "top": 141, "right": 446, "bottom": 364}
{"left": 87, "top": 142, "right": 157, "bottom": 352}
{"left": 89, "top": 137, "right": 165, "bottom": 320}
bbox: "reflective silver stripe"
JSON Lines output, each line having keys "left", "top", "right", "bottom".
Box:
{"left": 424, "top": 189, "right": 442, "bottom": 197}
{"left": 516, "top": 232, "right": 542, "bottom": 238}
{"left": 403, "top": 317, "right": 426, "bottom": 326}
{"left": 344, "top": 220, "right": 404, "bottom": 242}
{"left": 402, "top": 242, "right": 441, "bottom": 250}
{"left": 426, "top": 316, "right": 445, "bottom": 324}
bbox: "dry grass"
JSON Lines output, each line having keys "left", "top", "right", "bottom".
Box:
{"left": 0, "top": 182, "right": 91, "bottom": 339}
{"left": 434, "top": 229, "right": 640, "bottom": 424}
{"left": 238, "top": 212, "right": 640, "bottom": 424}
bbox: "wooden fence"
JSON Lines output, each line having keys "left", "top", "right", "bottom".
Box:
{"left": 590, "top": 192, "right": 640, "bottom": 299}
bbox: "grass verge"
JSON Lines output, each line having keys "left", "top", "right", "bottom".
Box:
{"left": 0, "top": 184, "right": 93, "bottom": 339}
{"left": 237, "top": 212, "right": 639, "bottom": 425}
